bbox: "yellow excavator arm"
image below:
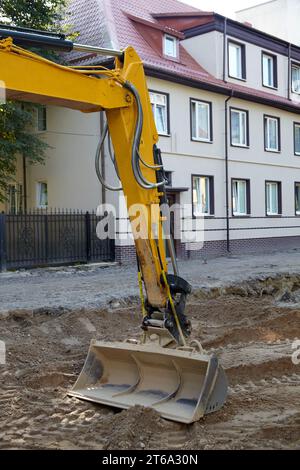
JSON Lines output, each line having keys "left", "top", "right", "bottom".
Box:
{"left": 0, "top": 28, "right": 192, "bottom": 343}
{"left": 0, "top": 26, "right": 227, "bottom": 423}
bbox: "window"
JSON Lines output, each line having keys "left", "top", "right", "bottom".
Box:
{"left": 163, "top": 35, "right": 177, "bottom": 58}
{"left": 264, "top": 116, "right": 280, "bottom": 152}
{"left": 37, "top": 182, "right": 48, "bottom": 209}
{"left": 164, "top": 171, "right": 172, "bottom": 187}
{"left": 192, "top": 175, "right": 214, "bottom": 216}
{"left": 7, "top": 184, "right": 23, "bottom": 214}
{"left": 262, "top": 53, "right": 277, "bottom": 88}
{"left": 232, "top": 179, "right": 250, "bottom": 216}
{"left": 230, "top": 108, "right": 249, "bottom": 147}
{"left": 37, "top": 106, "right": 47, "bottom": 131}
{"left": 294, "top": 123, "right": 300, "bottom": 155}
{"left": 190, "top": 99, "right": 212, "bottom": 142}
{"left": 228, "top": 41, "right": 246, "bottom": 80}
{"left": 149, "top": 91, "right": 169, "bottom": 135}
{"left": 295, "top": 183, "right": 300, "bottom": 215}
{"left": 266, "top": 181, "right": 281, "bottom": 216}
{"left": 291, "top": 63, "right": 300, "bottom": 94}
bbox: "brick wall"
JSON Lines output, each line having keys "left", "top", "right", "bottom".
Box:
{"left": 116, "top": 235, "right": 300, "bottom": 264}
{"left": 185, "top": 235, "right": 300, "bottom": 260}
{"left": 115, "top": 245, "right": 137, "bottom": 264}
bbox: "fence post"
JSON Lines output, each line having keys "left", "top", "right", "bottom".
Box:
{"left": 85, "top": 211, "right": 91, "bottom": 262}
{"left": 0, "top": 213, "right": 7, "bottom": 272}
{"left": 44, "top": 213, "right": 49, "bottom": 263}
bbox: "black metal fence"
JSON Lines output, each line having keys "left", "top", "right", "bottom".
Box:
{"left": 0, "top": 210, "right": 115, "bottom": 271}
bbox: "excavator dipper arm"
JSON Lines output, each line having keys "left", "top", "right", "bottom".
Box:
{"left": 0, "top": 27, "right": 227, "bottom": 423}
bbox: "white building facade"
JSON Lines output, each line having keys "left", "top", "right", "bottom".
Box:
{"left": 4, "top": 0, "right": 300, "bottom": 263}
{"left": 236, "top": 0, "right": 300, "bottom": 45}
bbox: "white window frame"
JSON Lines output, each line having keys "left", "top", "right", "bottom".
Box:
{"left": 266, "top": 181, "right": 280, "bottom": 216}
{"left": 230, "top": 108, "right": 248, "bottom": 147}
{"left": 294, "top": 123, "right": 300, "bottom": 156}
{"left": 192, "top": 175, "right": 213, "bottom": 216}
{"left": 191, "top": 99, "right": 212, "bottom": 142}
{"left": 291, "top": 63, "right": 300, "bottom": 94}
{"left": 262, "top": 53, "right": 276, "bottom": 88}
{"left": 295, "top": 183, "right": 300, "bottom": 215}
{"left": 7, "top": 183, "right": 23, "bottom": 214}
{"left": 36, "top": 181, "right": 48, "bottom": 209}
{"left": 232, "top": 179, "right": 248, "bottom": 216}
{"left": 228, "top": 41, "right": 244, "bottom": 80}
{"left": 264, "top": 116, "right": 280, "bottom": 152}
{"left": 37, "top": 106, "right": 47, "bottom": 131}
{"left": 163, "top": 34, "right": 177, "bottom": 59}
{"left": 149, "top": 91, "right": 169, "bottom": 136}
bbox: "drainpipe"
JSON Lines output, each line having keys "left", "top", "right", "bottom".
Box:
{"left": 22, "top": 154, "right": 27, "bottom": 213}
{"left": 225, "top": 92, "right": 233, "bottom": 253}
{"left": 223, "top": 17, "right": 228, "bottom": 83}
{"left": 99, "top": 112, "right": 106, "bottom": 205}
{"left": 288, "top": 43, "right": 291, "bottom": 101}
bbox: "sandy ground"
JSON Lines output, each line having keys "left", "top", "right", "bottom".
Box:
{"left": 0, "top": 281, "right": 299, "bottom": 450}
{"left": 2, "top": 248, "right": 300, "bottom": 311}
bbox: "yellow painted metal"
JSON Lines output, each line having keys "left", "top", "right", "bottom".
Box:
{"left": 0, "top": 38, "right": 168, "bottom": 308}
{"left": 0, "top": 38, "right": 128, "bottom": 111}
{"left": 0, "top": 37, "right": 229, "bottom": 423}
{"left": 138, "top": 271, "right": 147, "bottom": 318}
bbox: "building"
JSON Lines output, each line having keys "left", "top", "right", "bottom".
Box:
{"left": 2, "top": 0, "right": 300, "bottom": 263}
{"left": 236, "top": 0, "right": 300, "bottom": 45}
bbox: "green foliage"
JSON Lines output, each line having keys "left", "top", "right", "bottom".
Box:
{"left": 0, "top": 0, "right": 67, "bottom": 30}
{"left": 0, "top": 0, "right": 69, "bottom": 202}
{"left": 0, "top": 103, "right": 48, "bottom": 202}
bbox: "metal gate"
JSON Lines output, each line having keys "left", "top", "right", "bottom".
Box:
{"left": 0, "top": 210, "right": 115, "bottom": 270}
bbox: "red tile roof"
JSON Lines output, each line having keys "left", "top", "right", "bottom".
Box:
{"left": 68, "top": 0, "right": 300, "bottom": 113}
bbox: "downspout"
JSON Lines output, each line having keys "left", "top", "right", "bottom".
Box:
{"left": 223, "top": 17, "right": 227, "bottom": 83}
{"left": 288, "top": 43, "right": 291, "bottom": 101}
{"left": 22, "top": 154, "right": 27, "bottom": 213}
{"left": 225, "top": 92, "right": 233, "bottom": 253}
{"left": 99, "top": 112, "right": 106, "bottom": 205}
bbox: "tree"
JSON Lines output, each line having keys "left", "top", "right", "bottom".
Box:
{"left": 0, "top": 0, "right": 68, "bottom": 205}
{"left": 0, "top": 0, "right": 67, "bottom": 31}
{"left": 0, "top": 103, "right": 48, "bottom": 202}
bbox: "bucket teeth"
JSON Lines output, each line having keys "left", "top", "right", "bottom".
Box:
{"left": 69, "top": 341, "right": 228, "bottom": 424}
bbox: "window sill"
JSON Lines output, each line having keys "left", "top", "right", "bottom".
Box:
{"left": 191, "top": 138, "right": 213, "bottom": 144}
{"left": 231, "top": 143, "right": 250, "bottom": 149}
{"left": 232, "top": 214, "right": 251, "bottom": 218}
{"left": 162, "top": 54, "right": 180, "bottom": 63}
{"left": 262, "top": 84, "right": 278, "bottom": 91}
{"left": 292, "top": 90, "right": 300, "bottom": 95}
{"left": 294, "top": 152, "right": 300, "bottom": 156}
{"left": 193, "top": 214, "right": 215, "bottom": 219}
{"left": 266, "top": 214, "right": 282, "bottom": 217}
{"left": 158, "top": 133, "right": 171, "bottom": 138}
{"left": 228, "top": 75, "right": 246, "bottom": 82}
{"left": 265, "top": 149, "right": 281, "bottom": 154}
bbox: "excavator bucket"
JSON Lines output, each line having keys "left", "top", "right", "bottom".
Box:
{"left": 69, "top": 340, "right": 228, "bottom": 424}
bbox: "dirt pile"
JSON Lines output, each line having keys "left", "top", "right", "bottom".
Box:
{"left": 101, "top": 406, "right": 165, "bottom": 449}
{"left": 0, "top": 279, "right": 299, "bottom": 449}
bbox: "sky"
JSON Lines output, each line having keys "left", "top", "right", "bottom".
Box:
{"left": 181, "top": 0, "right": 268, "bottom": 19}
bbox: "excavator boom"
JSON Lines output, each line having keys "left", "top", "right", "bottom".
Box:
{"left": 0, "top": 26, "right": 227, "bottom": 423}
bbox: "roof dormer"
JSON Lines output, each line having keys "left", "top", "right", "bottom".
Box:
{"left": 163, "top": 34, "right": 178, "bottom": 59}
{"left": 126, "top": 12, "right": 183, "bottom": 61}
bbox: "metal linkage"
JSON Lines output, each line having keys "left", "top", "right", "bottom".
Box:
{"left": 0, "top": 24, "right": 123, "bottom": 57}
